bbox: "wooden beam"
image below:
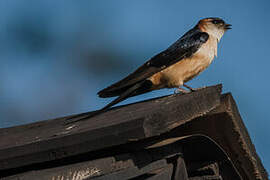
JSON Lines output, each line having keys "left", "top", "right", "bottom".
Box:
{"left": 168, "top": 93, "right": 268, "bottom": 180}
{"left": 0, "top": 84, "right": 267, "bottom": 179}
{"left": 0, "top": 85, "right": 222, "bottom": 172}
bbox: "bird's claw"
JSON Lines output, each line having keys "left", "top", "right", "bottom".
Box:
{"left": 183, "top": 84, "right": 197, "bottom": 92}
{"left": 174, "top": 88, "right": 190, "bottom": 94}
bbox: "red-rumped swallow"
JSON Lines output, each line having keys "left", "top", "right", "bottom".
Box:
{"left": 67, "top": 17, "right": 231, "bottom": 122}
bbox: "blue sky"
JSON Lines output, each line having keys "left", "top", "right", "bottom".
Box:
{"left": 0, "top": 0, "right": 269, "bottom": 173}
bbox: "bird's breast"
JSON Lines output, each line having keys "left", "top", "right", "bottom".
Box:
{"left": 149, "top": 36, "right": 218, "bottom": 89}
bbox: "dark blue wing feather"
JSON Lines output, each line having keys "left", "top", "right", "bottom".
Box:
{"left": 98, "top": 26, "right": 209, "bottom": 97}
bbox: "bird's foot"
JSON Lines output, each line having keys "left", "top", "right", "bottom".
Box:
{"left": 183, "top": 84, "right": 206, "bottom": 92}
{"left": 183, "top": 84, "right": 197, "bottom": 92}
{"left": 174, "top": 87, "right": 190, "bottom": 94}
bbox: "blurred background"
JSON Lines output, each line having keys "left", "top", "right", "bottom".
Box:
{"left": 0, "top": 0, "right": 269, "bottom": 172}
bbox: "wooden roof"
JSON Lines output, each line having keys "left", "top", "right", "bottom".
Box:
{"left": 0, "top": 84, "right": 267, "bottom": 180}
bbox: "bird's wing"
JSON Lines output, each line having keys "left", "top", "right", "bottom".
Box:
{"left": 98, "top": 28, "right": 209, "bottom": 98}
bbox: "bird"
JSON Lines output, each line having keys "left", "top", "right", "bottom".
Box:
{"left": 67, "top": 17, "right": 231, "bottom": 123}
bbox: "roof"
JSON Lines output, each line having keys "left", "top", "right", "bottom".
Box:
{"left": 0, "top": 84, "right": 268, "bottom": 179}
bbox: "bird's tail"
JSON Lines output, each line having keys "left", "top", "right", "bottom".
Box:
{"left": 99, "top": 80, "right": 152, "bottom": 111}
{"left": 65, "top": 80, "right": 153, "bottom": 124}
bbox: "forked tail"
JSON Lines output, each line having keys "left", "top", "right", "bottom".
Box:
{"left": 65, "top": 80, "right": 153, "bottom": 124}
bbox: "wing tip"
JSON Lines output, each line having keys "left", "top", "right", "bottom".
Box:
{"left": 97, "top": 86, "right": 123, "bottom": 98}
{"left": 97, "top": 89, "right": 108, "bottom": 98}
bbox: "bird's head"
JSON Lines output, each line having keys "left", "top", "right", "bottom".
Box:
{"left": 198, "top": 17, "right": 231, "bottom": 42}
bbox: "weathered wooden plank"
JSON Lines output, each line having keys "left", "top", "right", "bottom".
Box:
{"left": 1, "top": 136, "right": 185, "bottom": 179}
{"left": 2, "top": 154, "right": 137, "bottom": 180}
{"left": 219, "top": 94, "right": 268, "bottom": 180}
{"left": 174, "top": 156, "right": 189, "bottom": 180}
{"left": 187, "top": 162, "right": 219, "bottom": 177}
{"left": 189, "top": 175, "right": 222, "bottom": 180}
{"left": 130, "top": 134, "right": 242, "bottom": 180}
{"left": 0, "top": 83, "right": 267, "bottom": 180}
{"left": 167, "top": 93, "right": 268, "bottom": 180}
{"left": 0, "top": 85, "right": 222, "bottom": 172}
{"left": 144, "top": 164, "right": 173, "bottom": 180}
{"left": 90, "top": 159, "right": 168, "bottom": 180}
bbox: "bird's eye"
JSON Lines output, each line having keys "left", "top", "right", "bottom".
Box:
{"left": 212, "top": 20, "right": 219, "bottom": 24}
{"left": 212, "top": 19, "right": 224, "bottom": 25}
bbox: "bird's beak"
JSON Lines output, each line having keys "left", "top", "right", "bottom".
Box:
{"left": 224, "top": 24, "right": 232, "bottom": 30}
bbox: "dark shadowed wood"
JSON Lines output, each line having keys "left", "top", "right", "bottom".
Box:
{"left": 90, "top": 160, "right": 168, "bottom": 180}
{"left": 187, "top": 162, "right": 219, "bottom": 177}
{"left": 2, "top": 138, "right": 182, "bottom": 180}
{"left": 174, "top": 156, "right": 189, "bottom": 180}
{"left": 168, "top": 93, "right": 268, "bottom": 180}
{"left": 189, "top": 175, "right": 222, "bottom": 180}
{"left": 0, "top": 84, "right": 267, "bottom": 180}
{"left": 0, "top": 85, "right": 222, "bottom": 171}
{"left": 2, "top": 154, "right": 136, "bottom": 180}
{"left": 143, "top": 164, "right": 173, "bottom": 180}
